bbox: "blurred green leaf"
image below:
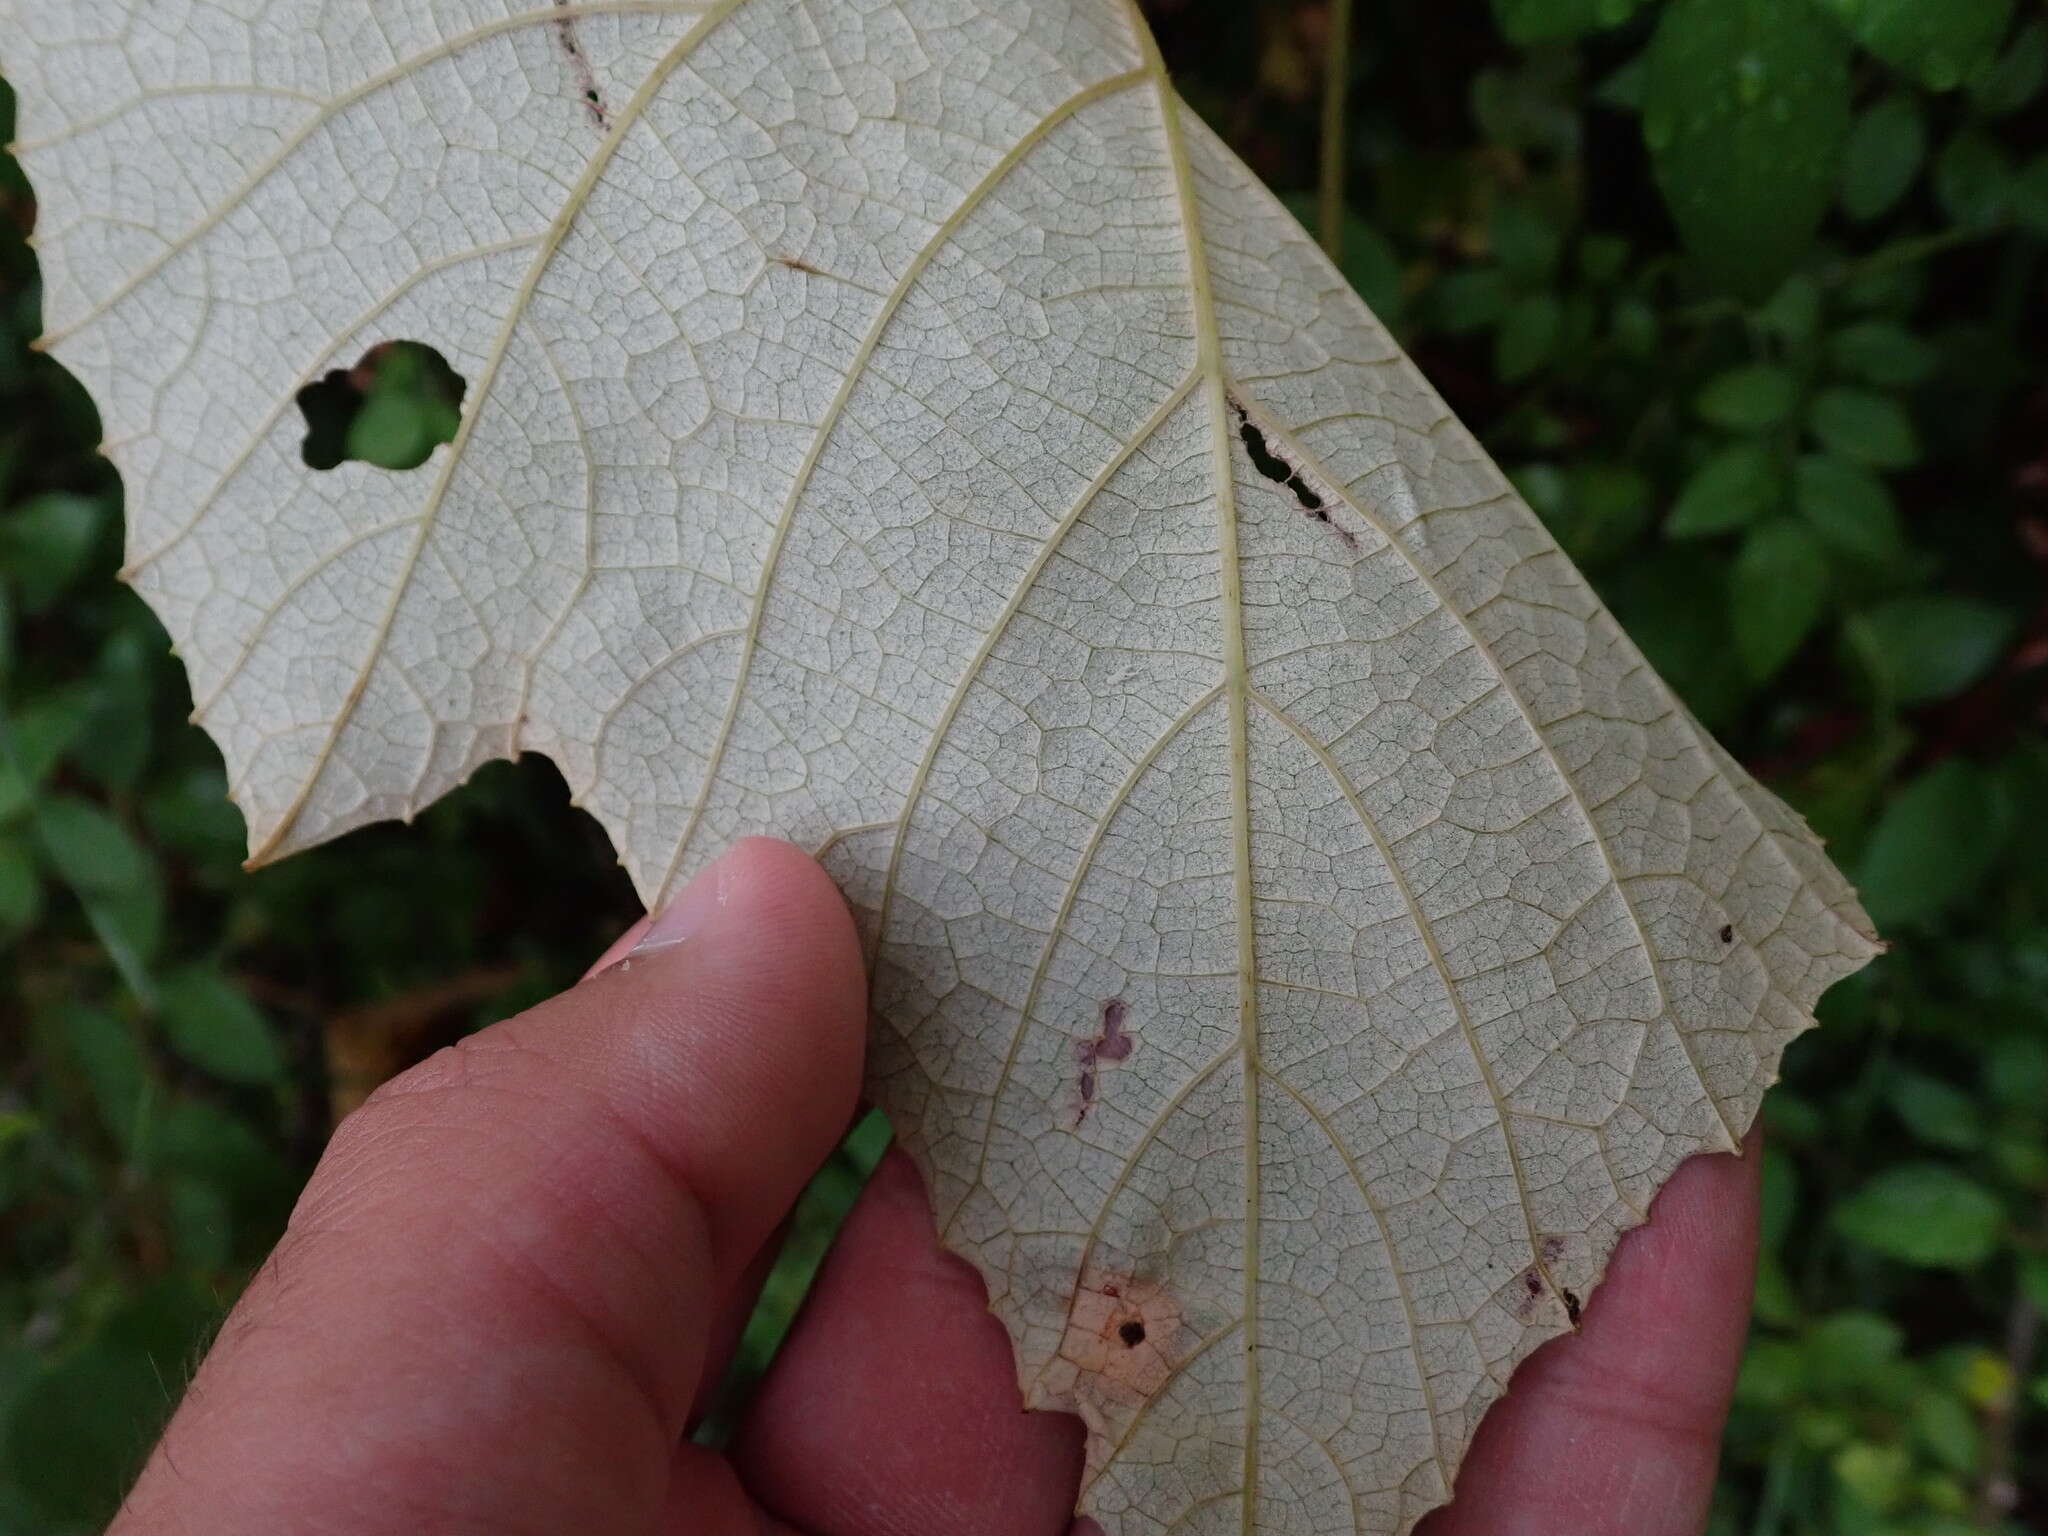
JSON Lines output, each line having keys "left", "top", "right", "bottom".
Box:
{"left": 1434, "top": 267, "right": 1511, "bottom": 333}
{"left": 2011, "top": 152, "right": 2048, "bottom": 238}
{"left": 1644, "top": 0, "right": 1852, "bottom": 296}
{"left": 1810, "top": 387, "right": 1919, "bottom": 467}
{"left": 1490, "top": 0, "right": 1649, "bottom": 45}
{"left": 72, "top": 628, "right": 154, "bottom": 794}
{"left": 1, "top": 688, "right": 93, "bottom": 791}
{"left": 1698, "top": 363, "right": 1801, "bottom": 430}
{"left": 142, "top": 766, "right": 246, "bottom": 862}
{"left": 1732, "top": 520, "right": 1830, "bottom": 680}
{"left": 1611, "top": 548, "right": 1751, "bottom": 726}
{"left": 0, "top": 491, "right": 102, "bottom": 612}
{"left": 1496, "top": 292, "right": 1563, "bottom": 380}
{"left": 1736, "top": 1338, "right": 1806, "bottom": 1406}
{"left": 1338, "top": 220, "right": 1405, "bottom": 325}
{"left": 1577, "top": 233, "right": 1630, "bottom": 287}
{"left": 1985, "top": 1036, "right": 2048, "bottom": 1114}
{"left": 1609, "top": 295, "right": 1659, "bottom": 357}
{"left": 1805, "top": 1310, "right": 1905, "bottom": 1389}
{"left": 1934, "top": 128, "right": 2014, "bottom": 227}
{"left": 1886, "top": 1070, "right": 1984, "bottom": 1151}
{"left": 1814, "top": 0, "right": 2015, "bottom": 92}
{"left": 1828, "top": 321, "right": 1936, "bottom": 387}
{"left": 1965, "top": 17, "right": 2047, "bottom": 115}
{"left": 156, "top": 966, "right": 284, "bottom": 1085}
{"left": 1841, "top": 96, "right": 1927, "bottom": 222}
{"left": 1, "top": 1282, "right": 213, "bottom": 1524}
{"left": 47, "top": 1003, "right": 149, "bottom": 1153}
{"left": 1490, "top": 201, "right": 1565, "bottom": 285}
{"left": 1832, "top": 1441, "right": 1911, "bottom": 1511}
{"left": 32, "top": 796, "right": 164, "bottom": 983}
{"left": 2021, "top": 1255, "right": 2048, "bottom": 1315}
{"left": 1669, "top": 441, "right": 1782, "bottom": 538}
{"left": 1910, "top": 1391, "right": 1980, "bottom": 1476}
{"left": 1858, "top": 759, "right": 2007, "bottom": 927}
{"left": 1759, "top": 274, "right": 1823, "bottom": 347}
{"left": 347, "top": 389, "right": 458, "bottom": 473}
{"left": 153, "top": 1097, "right": 280, "bottom": 1200}
{"left": 1559, "top": 463, "right": 1653, "bottom": 565}
{"left": 34, "top": 796, "right": 149, "bottom": 896}
{"left": 1833, "top": 1163, "right": 2005, "bottom": 1269}
{"left": 0, "top": 830, "right": 39, "bottom": 932}
{"left": 1795, "top": 454, "right": 1906, "bottom": 564}
{"left": 166, "top": 1177, "right": 234, "bottom": 1272}
{"left": 1847, "top": 595, "right": 2014, "bottom": 705}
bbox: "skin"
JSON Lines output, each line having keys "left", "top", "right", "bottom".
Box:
{"left": 111, "top": 837, "right": 1760, "bottom": 1536}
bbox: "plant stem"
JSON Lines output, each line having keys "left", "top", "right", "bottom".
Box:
{"left": 1750, "top": 1434, "right": 1798, "bottom": 1536}
{"left": 1317, "top": 0, "right": 1353, "bottom": 263}
{"left": 1974, "top": 1197, "right": 2046, "bottom": 1526}
{"left": 1836, "top": 222, "right": 1998, "bottom": 286}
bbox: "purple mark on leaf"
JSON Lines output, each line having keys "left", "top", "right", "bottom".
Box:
{"left": 1074, "top": 998, "right": 1136, "bottom": 1124}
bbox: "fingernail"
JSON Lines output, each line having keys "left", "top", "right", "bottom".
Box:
{"left": 628, "top": 853, "right": 733, "bottom": 958}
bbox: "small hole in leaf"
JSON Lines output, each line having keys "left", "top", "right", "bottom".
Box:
{"left": 1719, "top": 924, "right": 1734, "bottom": 944}
{"left": 297, "top": 341, "right": 466, "bottom": 472}
{"left": 1118, "top": 1321, "right": 1146, "bottom": 1348}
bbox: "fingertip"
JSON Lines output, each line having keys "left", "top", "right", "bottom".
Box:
{"left": 733, "top": 1150, "right": 1086, "bottom": 1534}
{"left": 1420, "top": 1138, "right": 1765, "bottom": 1536}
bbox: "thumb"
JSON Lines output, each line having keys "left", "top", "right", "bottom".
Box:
{"left": 113, "top": 837, "right": 865, "bottom": 1536}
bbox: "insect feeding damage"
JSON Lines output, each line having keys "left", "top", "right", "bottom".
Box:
{"left": 1049, "top": 1272, "right": 1187, "bottom": 1426}
{"left": 1511, "top": 1234, "right": 1581, "bottom": 1330}
{"left": 1073, "top": 998, "right": 1136, "bottom": 1126}
{"left": 553, "top": 3, "right": 610, "bottom": 129}
{"left": 1229, "top": 396, "right": 1360, "bottom": 549}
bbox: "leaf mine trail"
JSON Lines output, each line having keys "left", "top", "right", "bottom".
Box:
{"left": 553, "top": 1, "right": 613, "bottom": 128}
{"left": 5, "top": 0, "right": 1882, "bottom": 1530}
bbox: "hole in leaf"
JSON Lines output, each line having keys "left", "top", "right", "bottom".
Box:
{"left": 1118, "top": 1320, "right": 1146, "bottom": 1348}
{"left": 1719, "top": 923, "right": 1734, "bottom": 944}
{"left": 296, "top": 341, "right": 467, "bottom": 473}
{"left": 1239, "top": 417, "right": 1322, "bottom": 512}
{"left": 1228, "top": 396, "right": 1359, "bottom": 549}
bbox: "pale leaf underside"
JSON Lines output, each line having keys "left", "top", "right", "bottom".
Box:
{"left": 3, "top": 1, "right": 1879, "bottom": 1528}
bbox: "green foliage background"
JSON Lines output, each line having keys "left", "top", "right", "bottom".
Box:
{"left": 4, "top": 0, "right": 2047, "bottom": 1529}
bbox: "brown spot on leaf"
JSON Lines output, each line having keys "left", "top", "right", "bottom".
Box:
{"left": 1563, "top": 1288, "right": 1582, "bottom": 1326}
{"left": 1051, "top": 1272, "right": 1185, "bottom": 1410}
{"left": 774, "top": 253, "right": 827, "bottom": 277}
{"left": 1719, "top": 923, "right": 1735, "bottom": 944}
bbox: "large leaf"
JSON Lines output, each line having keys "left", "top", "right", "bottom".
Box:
{"left": 1644, "top": 0, "right": 1853, "bottom": 298}
{"left": 1, "top": 2, "right": 1879, "bottom": 1528}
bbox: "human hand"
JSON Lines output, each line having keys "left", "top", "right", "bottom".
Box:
{"left": 110, "top": 838, "right": 1759, "bottom": 1536}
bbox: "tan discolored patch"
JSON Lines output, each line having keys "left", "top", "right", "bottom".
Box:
{"left": 1045, "top": 1272, "right": 1187, "bottom": 1416}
